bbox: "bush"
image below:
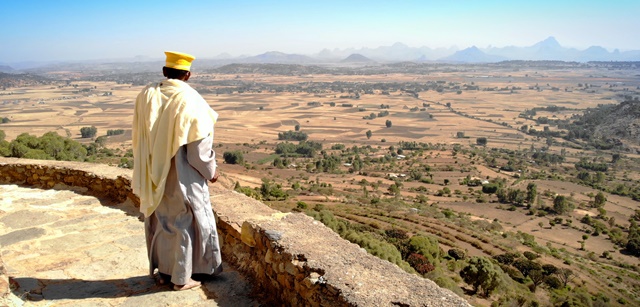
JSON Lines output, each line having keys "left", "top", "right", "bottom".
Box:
{"left": 296, "top": 201, "right": 308, "bottom": 209}
{"left": 407, "top": 253, "right": 435, "bottom": 274}
{"left": 448, "top": 248, "right": 466, "bottom": 260}
{"left": 494, "top": 252, "right": 520, "bottom": 265}
{"left": 523, "top": 251, "right": 539, "bottom": 260}
{"left": 278, "top": 130, "right": 308, "bottom": 141}
{"left": 80, "top": 126, "right": 97, "bottom": 138}
{"left": 544, "top": 276, "right": 562, "bottom": 289}
{"left": 106, "top": 129, "right": 125, "bottom": 136}
{"left": 500, "top": 264, "right": 525, "bottom": 283}
{"left": 385, "top": 228, "right": 409, "bottom": 240}
{"left": 259, "top": 179, "right": 288, "bottom": 200}
{"left": 4, "top": 132, "right": 87, "bottom": 161}
{"left": 408, "top": 235, "right": 441, "bottom": 265}
{"left": 223, "top": 151, "right": 244, "bottom": 164}
{"left": 460, "top": 256, "right": 504, "bottom": 297}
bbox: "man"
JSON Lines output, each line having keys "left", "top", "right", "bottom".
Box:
{"left": 132, "top": 51, "right": 222, "bottom": 291}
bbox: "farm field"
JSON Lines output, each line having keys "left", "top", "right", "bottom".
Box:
{"left": 1, "top": 61, "right": 640, "bottom": 306}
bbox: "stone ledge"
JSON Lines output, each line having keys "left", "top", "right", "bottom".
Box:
{"left": 0, "top": 157, "right": 470, "bottom": 306}
{"left": 0, "top": 157, "right": 135, "bottom": 206}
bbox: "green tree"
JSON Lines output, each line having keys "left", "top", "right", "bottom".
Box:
{"left": 460, "top": 256, "right": 503, "bottom": 297}
{"left": 80, "top": 126, "right": 97, "bottom": 138}
{"left": 294, "top": 124, "right": 300, "bottom": 131}
{"left": 223, "top": 151, "right": 244, "bottom": 164}
{"left": 553, "top": 195, "right": 573, "bottom": 215}
{"left": 529, "top": 270, "right": 545, "bottom": 292}
{"left": 626, "top": 220, "right": 640, "bottom": 256}
{"left": 556, "top": 268, "right": 574, "bottom": 287}
{"left": 385, "top": 120, "right": 392, "bottom": 128}
{"left": 507, "top": 188, "right": 526, "bottom": 205}
{"left": 366, "top": 130, "right": 372, "bottom": 139}
{"left": 593, "top": 191, "right": 607, "bottom": 208}
{"left": 476, "top": 137, "right": 487, "bottom": 146}
{"left": 278, "top": 130, "right": 309, "bottom": 141}
{"left": 526, "top": 183, "right": 537, "bottom": 205}
{"left": 39, "top": 132, "right": 64, "bottom": 156}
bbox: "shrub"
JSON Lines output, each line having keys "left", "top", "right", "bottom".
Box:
{"left": 460, "top": 256, "right": 504, "bottom": 297}
{"left": 80, "top": 126, "right": 97, "bottom": 138}
{"left": 296, "top": 201, "right": 308, "bottom": 209}
{"left": 278, "top": 130, "right": 308, "bottom": 141}
{"left": 407, "top": 253, "right": 435, "bottom": 274}
{"left": 223, "top": 151, "right": 244, "bottom": 164}
{"left": 448, "top": 248, "right": 466, "bottom": 260}
{"left": 106, "top": 129, "right": 125, "bottom": 136}
{"left": 494, "top": 252, "right": 520, "bottom": 265}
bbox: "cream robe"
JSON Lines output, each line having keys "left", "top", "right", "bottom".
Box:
{"left": 133, "top": 78, "right": 222, "bottom": 285}
{"left": 133, "top": 79, "right": 218, "bottom": 217}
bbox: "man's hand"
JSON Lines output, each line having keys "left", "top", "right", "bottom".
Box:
{"left": 210, "top": 170, "right": 220, "bottom": 183}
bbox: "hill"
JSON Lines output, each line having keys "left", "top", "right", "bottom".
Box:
{"left": 440, "top": 46, "right": 507, "bottom": 63}
{"left": 0, "top": 72, "right": 51, "bottom": 88}
{"left": 591, "top": 100, "right": 640, "bottom": 147}
{"left": 340, "top": 53, "right": 374, "bottom": 63}
{"left": 0, "top": 65, "right": 13, "bottom": 73}
{"left": 562, "top": 100, "right": 640, "bottom": 151}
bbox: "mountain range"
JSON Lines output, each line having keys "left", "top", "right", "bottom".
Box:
{"left": 2, "top": 37, "right": 639, "bottom": 72}
{"left": 309, "top": 37, "right": 640, "bottom": 63}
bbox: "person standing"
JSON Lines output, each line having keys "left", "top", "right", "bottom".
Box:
{"left": 132, "top": 51, "right": 222, "bottom": 290}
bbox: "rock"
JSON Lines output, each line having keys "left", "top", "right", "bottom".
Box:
{"left": 264, "top": 230, "right": 283, "bottom": 241}
{"left": 240, "top": 221, "right": 256, "bottom": 247}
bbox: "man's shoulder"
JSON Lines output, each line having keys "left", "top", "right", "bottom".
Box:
{"left": 138, "top": 81, "right": 161, "bottom": 94}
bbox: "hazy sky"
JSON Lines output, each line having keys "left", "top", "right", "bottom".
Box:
{"left": 1, "top": 0, "right": 638, "bottom": 63}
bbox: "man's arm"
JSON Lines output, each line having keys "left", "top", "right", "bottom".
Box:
{"left": 185, "top": 134, "right": 217, "bottom": 182}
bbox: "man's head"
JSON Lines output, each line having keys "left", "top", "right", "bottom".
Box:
{"left": 163, "top": 51, "right": 195, "bottom": 81}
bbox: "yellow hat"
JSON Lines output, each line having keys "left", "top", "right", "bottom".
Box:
{"left": 164, "top": 51, "right": 195, "bottom": 71}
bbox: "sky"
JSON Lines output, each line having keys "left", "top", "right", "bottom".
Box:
{"left": 1, "top": 0, "right": 639, "bottom": 63}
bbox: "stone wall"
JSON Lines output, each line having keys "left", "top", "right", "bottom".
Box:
{"left": 0, "top": 157, "right": 469, "bottom": 307}
{"left": 0, "top": 158, "right": 135, "bottom": 206}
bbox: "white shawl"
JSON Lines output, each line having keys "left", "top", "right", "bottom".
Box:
{"left": 132, "top": 79, "right": 218, "bottom": 217}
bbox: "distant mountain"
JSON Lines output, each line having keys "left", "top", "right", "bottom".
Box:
{"left": 481, "top": 36, "right": 640, "bottom": 62}
{"left": 341, "top": 54, "right": 374, "bottom": 63}
{"left": 5, "top": 37, "right": 640, "bottom": 70}
{"left": 0, "top": 65, "right": 14, "bottom": 73}
{"left": 240, "top": 51, "right": 318, "bottom": 64}
{"left": 313, "top": 37, "right": 640, "bottom": 63}
{"left": 315, "top": 42, "right": 458, "bottom": 62}
{"left": 440, "top": 46, "right": 507, "bottom": 63}
{"left": 212, "top": 52, "right": 234, "bottom": 59}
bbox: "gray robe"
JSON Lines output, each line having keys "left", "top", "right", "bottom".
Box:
{"left": 144, "top": 135, "right": 222, "bottom": 285}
